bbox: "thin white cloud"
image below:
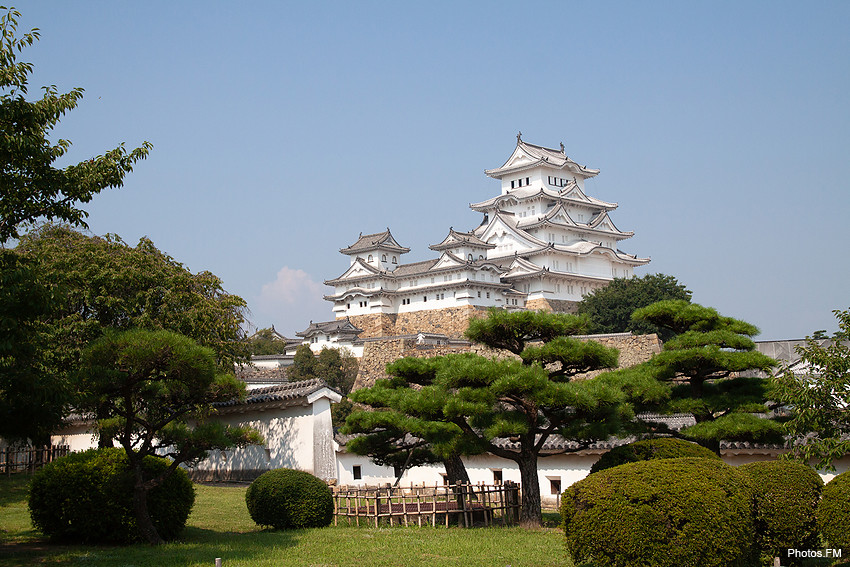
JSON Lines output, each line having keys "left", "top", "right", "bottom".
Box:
{"left": 251, "top": 267, "right": 333, "bottom": 336}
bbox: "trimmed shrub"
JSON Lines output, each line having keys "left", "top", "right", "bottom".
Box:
{"left": 28, "top": 448, "right": 194, "bottom": 543}
{"left": 739, "top": 460, "right": 822, "bottom": 562}
{"left": 562, "top": 457, "right": 755, "bottom": 567}
{"left": 589, "top": 437, "right": 719, "bottom": 474}
{"left": 818, "top": 471, "right": 850, "bottom": 550}
{"left": 245, "top": 468, "right": 333, "bottom": 529}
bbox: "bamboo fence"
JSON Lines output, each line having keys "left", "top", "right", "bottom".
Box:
{"left": 0, "top": 445, "right": 69, "bottom": 474}
{"left": 332, "top": 481, "right": 520, "bottom": 528}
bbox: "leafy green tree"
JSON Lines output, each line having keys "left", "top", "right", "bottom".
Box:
{"left": 316, "top": 347, "right": 358, "bottom": 395}
{"left": 246, "top": 327, "right": 287, "bottom": 355}
{"left": 628, "top": 300, "right": 781, "bottom": 451}
{"left": 15, "top": 225, "right": 249, "bottom": 372}
{"left": 576, "top": 273, "right": 692, "bottom": 341}
{"left": 0, "top": 251, "right": 62, "bottom": 443}
{"left": 771, "top": 308, "right": 850, "bottom": 470}
{"left": 12, "top": 225, "right": 248, "bottom": 447}
{"left": 0, "top": 7, "right": 151, "bottom": 244}
{"left": 288, "top": 344, "right": 318, "bottom": 382}
{"left": 288, "top": 344, "right": 358, "bottom": 395}
{"left": 78, "top": 328, "right": 262, "bottom": 545}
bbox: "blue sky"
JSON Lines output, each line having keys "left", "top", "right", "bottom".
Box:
{"left": 12, "top": 1, "right": 850, "bottom": 340}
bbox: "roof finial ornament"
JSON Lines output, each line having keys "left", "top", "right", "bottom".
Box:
{"left": 560, "top": 142, "right": 565, "bottom": 153}
{"left": 517, "top": 131, "right": 522, "bottom": 144}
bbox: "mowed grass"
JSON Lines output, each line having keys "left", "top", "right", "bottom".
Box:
{"left": 0, "top": 475, "right": 568, "bottom": 567}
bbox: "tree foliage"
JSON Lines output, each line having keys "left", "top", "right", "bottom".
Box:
{"left": 771, "top": 308, "right": 850, "bottom": 470}
{"left": 626, "top": 300, "right": 781, "bottom": 449}
{"left": 345, "top": 356, "right": 484, "bottom": 485}
{"left": 288, "top": 344, "right": 317, "bottom": 382}
{"left": 288, "top": 344, "right": 357, "bottom": 395}
{"left": 0, "top": 7, "right": 151, "bottom": 244}
{"left": 15, "top": 224, "right": 249, "bottom": 372}
{"left": 77, "top": 328, "right": 262, "bottom": 544}
{"left": 0, "top": 250, "right": 62, "bottom": 443}
{"left": 576, "top": 273, "right": 692, "bottom": 341}
{"left": 246, "top": 327, "right": 287, "bottom": 355}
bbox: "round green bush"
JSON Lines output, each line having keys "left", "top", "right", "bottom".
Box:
{"left": 739, "top": 460, "right": 823, "bottom": 561}
{"left": 28, "top": 448, "right": 195, "bottom": 543}
{"left": 245, "top": 468, "right": 333, "bottom": 529}
{"left": 562, "top": 457, "right": 755, "bottom": 567}
{"left": 590, "top": 437, "right": 719, "bottom": 474}
{"left": 818, "top": 470, "right": 850, "bottom": 550}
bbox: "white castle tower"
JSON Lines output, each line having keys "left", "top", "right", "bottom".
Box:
{"left": 324, "top": 134, "right": 649, "bottom": 330}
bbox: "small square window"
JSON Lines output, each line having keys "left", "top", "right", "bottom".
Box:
{"left": 353, "top": 465, "right": 362, "bottom": 480}
{"left": 550, "top": 478, "right": 561, "bottom": 495}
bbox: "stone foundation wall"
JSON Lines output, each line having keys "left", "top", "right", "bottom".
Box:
{"left": 393, "top": 306, "right": 488, "bottom": 338}
{"left": 345, "top": 313, "right": 397, "bottom": 338}
{"left": 583, "top": 333, "right": 662, "bottom": 368}
{"left": 345, "top": 306, "right": 489, "bottom": 340}
{"left": 525, "top": 298, "right": 579, "bottom": 314}
{"left": 352, "top": 332, "right": 662, "bottom": 391}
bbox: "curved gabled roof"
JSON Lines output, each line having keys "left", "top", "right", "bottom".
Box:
{"left": 324, "top": 257, "right": 384, "bottom": 285}
{"left": 484, "top": 137, "right": 600, "bottom": 180}
{"left": 470, "top": 185, "right": 562, "bottom": 212}
{"left": 515, "top": 202, "right": 578, "bottom": 230}
{"left": 559, "top": 183, "right": 617, "bottom": 210}
{"left": 429, "top": 228, "right": 495, "bottom": 251}
{"left": 296, "top": 317, "right": 363, "bottom": 338}
{"left": 587, "top": 211, "right": 633, "bottom": 238}
{"left": 340, "top": 228, "right": 410, "bottom": 255}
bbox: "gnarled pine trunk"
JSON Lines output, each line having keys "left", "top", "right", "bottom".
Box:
{"left": 516, "top": 454, "right": 542, "bottom": 527}
{"left": 443, "top": 453, "right": 471, "bottom": 485}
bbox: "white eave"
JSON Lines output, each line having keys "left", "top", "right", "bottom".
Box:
{"left": 484, "top": 139, "right": 600, "bottom": 180}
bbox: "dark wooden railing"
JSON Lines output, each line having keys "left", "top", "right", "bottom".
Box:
{"left": 1, "top": 445, "right": 70, "bottom": 474}
{"left": 332, "top": 481, "right": 520, "bottom": 527}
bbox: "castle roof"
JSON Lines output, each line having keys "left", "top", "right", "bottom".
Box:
{"left": 214, "top": 378, "right": 341, "bottom": 412}
{"left": 470, "top": 184, "right": 617, "bottom": 213}
{"left": 429, "top": 228, "right": 495, "bottom": 251}
{"left": 484, "top": 135, "right": 600, "bottom": 180}
{"left": 340, "top": 229, "right": 410, "bottom": 255}
{"left": 296, "top": 318, "right": 363, "bottom": 339}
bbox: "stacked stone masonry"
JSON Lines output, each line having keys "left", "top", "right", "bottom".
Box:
{"left": 524, "top": 298, "right": 579, "bottom": 314}
{"left": 352, "top": 332, "right": 662, "bottom": 391}
{"left": 346, "top": 305, "right": 490, "bottom": 340}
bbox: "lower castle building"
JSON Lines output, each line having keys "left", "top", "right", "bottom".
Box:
{"left": 323, "top": 135, "right": 649, "bottom": 338}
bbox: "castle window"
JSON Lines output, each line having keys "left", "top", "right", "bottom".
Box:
{"left": 468, "top": 254, "right": 473, "bottom": 261}
{"left": 353, "top": 465, "right": 362, "bottom": 480}
{"left": 423, "top": 296, "right": 427, "bottom": 302}
{"left": 368, "top": 254, "right": 373, "bottom": 262}
{"left": 477, "top": 291, "right": 481, "bottom": 298}
{"left": 479, "top": 255, "right": 484, "bottom": 260}
{"left": 549, "top": 477, "right": 561, "bottom": 495}
{"left": 392, "top": 256, "right": 397, "bottom": 264}
{"left": 486, "top": 292, "right": 490, "bottom": 299}
{"left": 382, "top": 254, "right": 387, "bottom": 262}
{"left": 511, "top": 180, "right": 515, "bottom": 189}
{"left": 492, "top": 469, "right": 503, "bottom": 484}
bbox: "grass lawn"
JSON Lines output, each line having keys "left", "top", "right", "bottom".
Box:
{"left": 0, "top": 475, "right": 567, "bottom": 567}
